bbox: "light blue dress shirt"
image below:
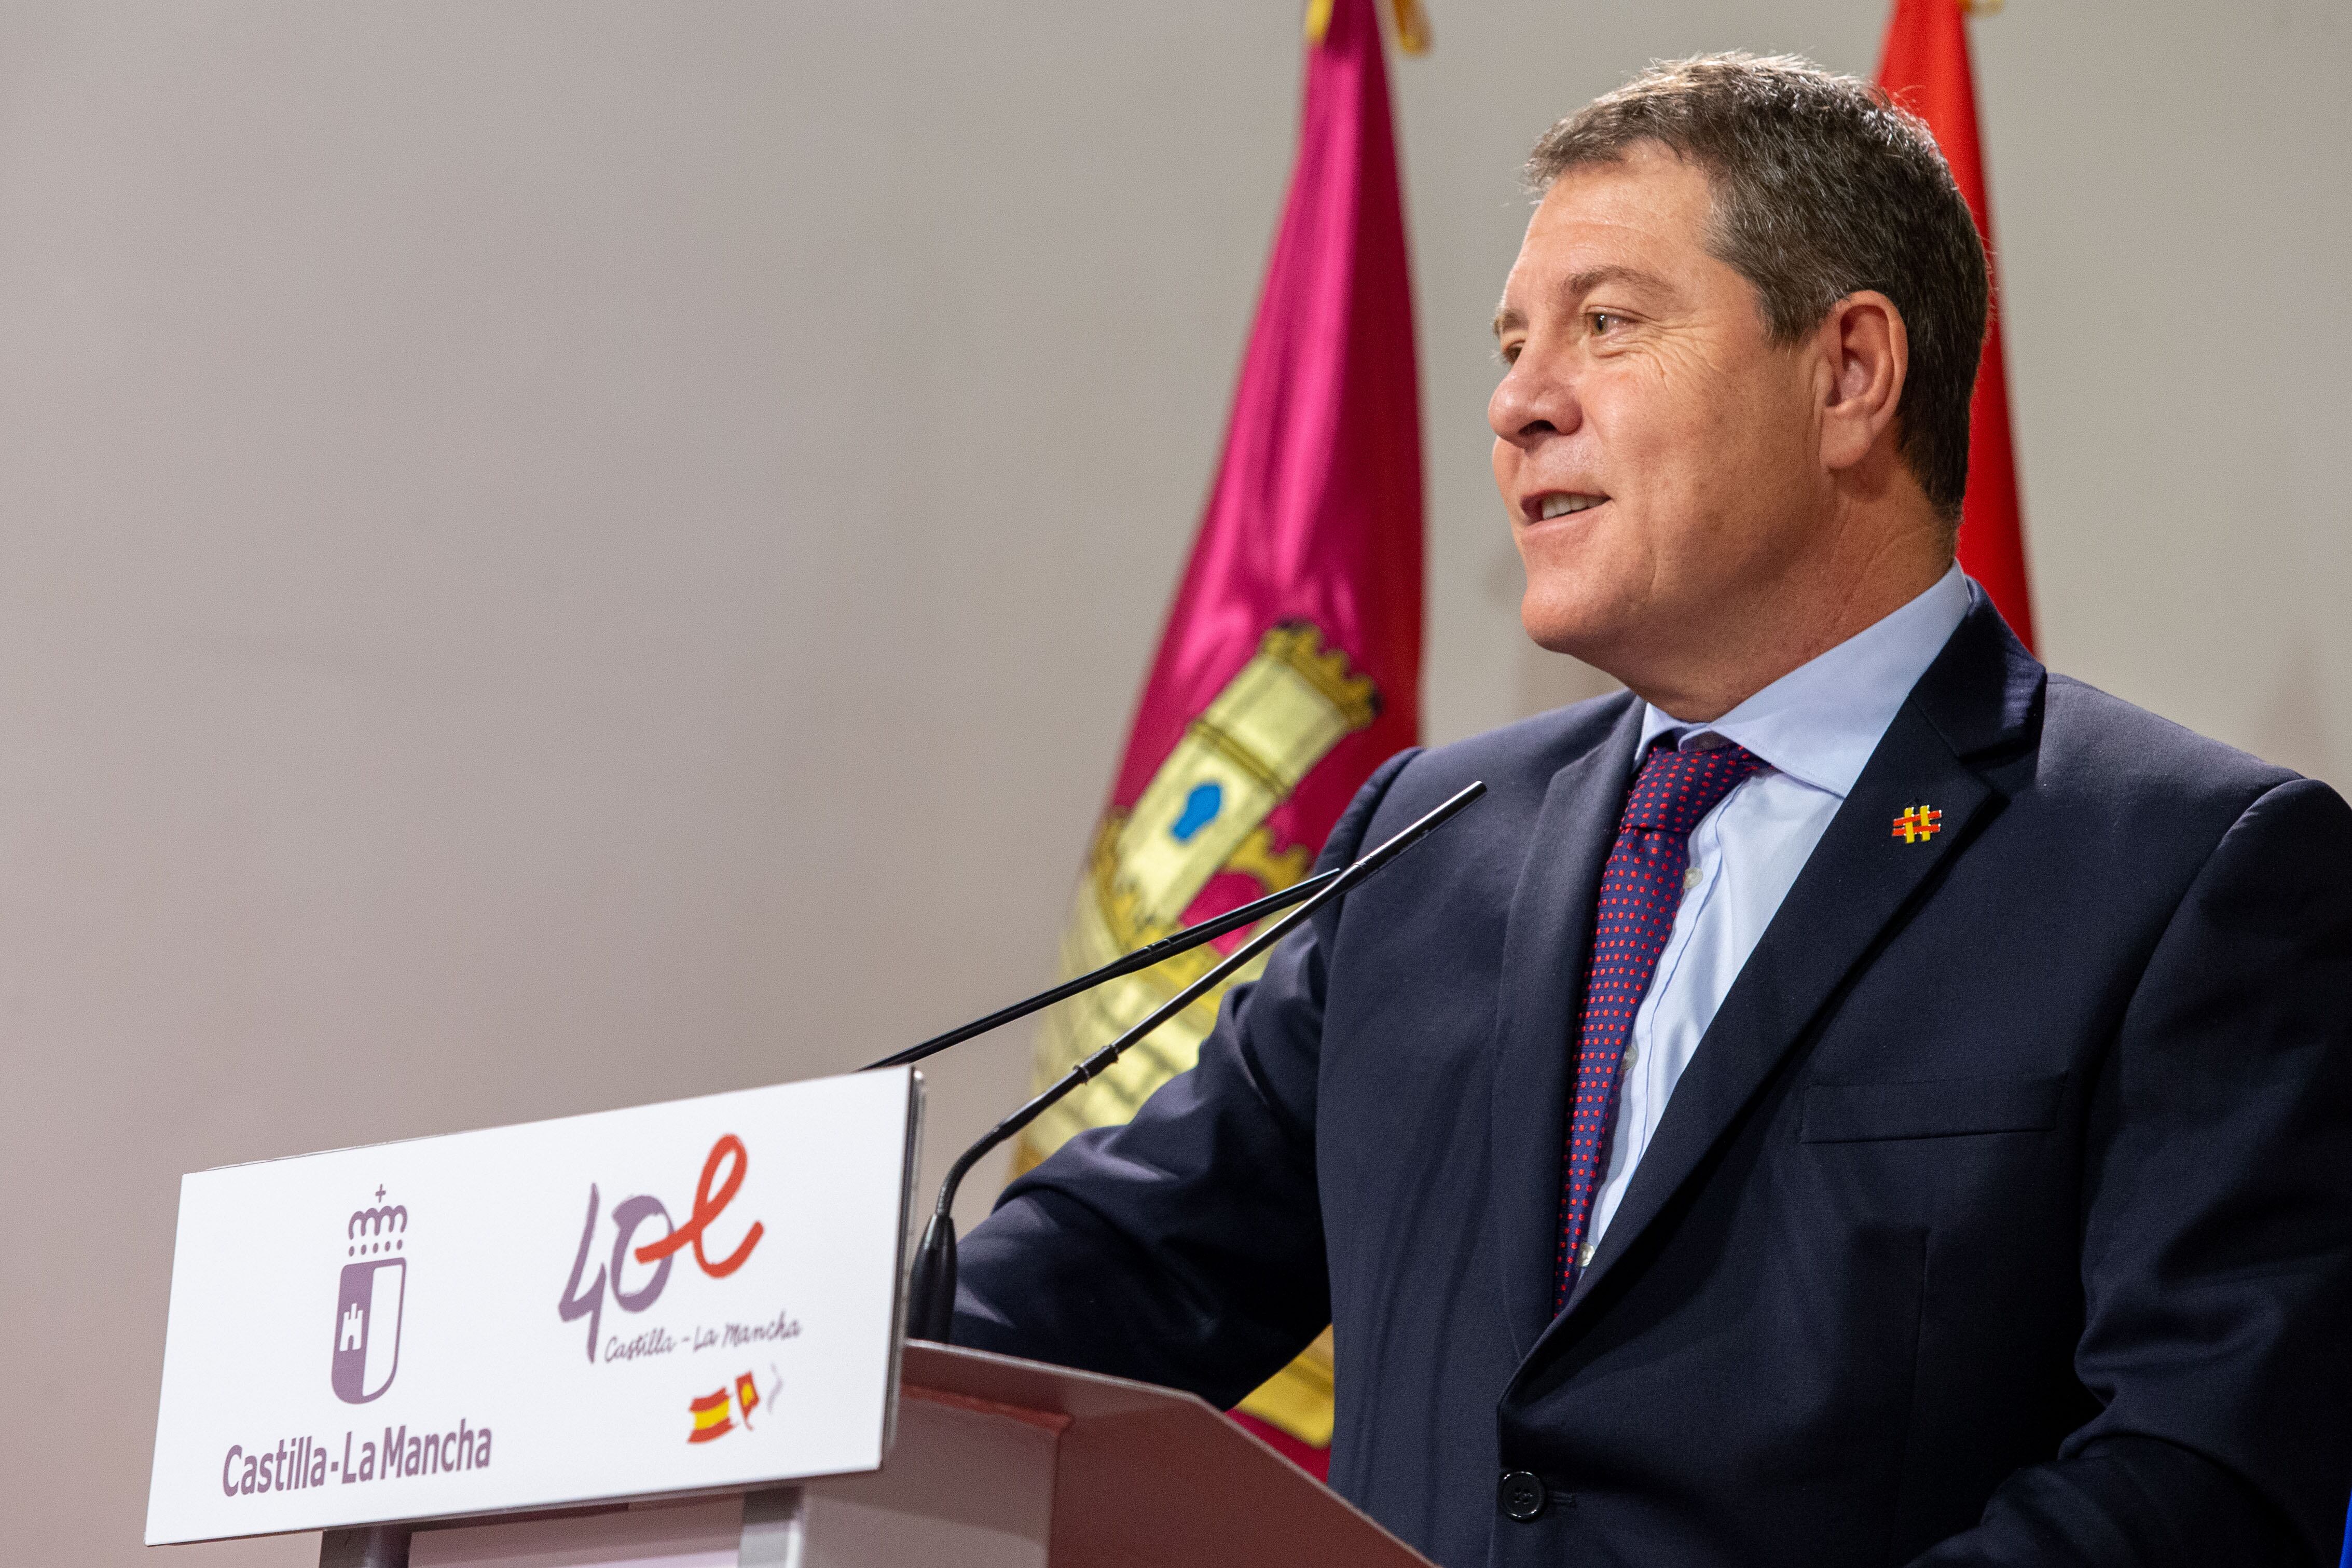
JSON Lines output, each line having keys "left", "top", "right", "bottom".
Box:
{"left": 1579, "top": 564, "right": 1973, "bottom": 1262}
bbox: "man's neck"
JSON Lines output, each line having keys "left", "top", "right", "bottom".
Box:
{"left": 1626, "top": 544, "right": 1955, "bottom": 723}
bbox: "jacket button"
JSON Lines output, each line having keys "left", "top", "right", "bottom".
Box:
{"left": 1498, "top": 1469, "right": 1547, "bottom": 1521}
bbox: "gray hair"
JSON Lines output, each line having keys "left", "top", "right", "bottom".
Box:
{"left": 1525, "top": 53, "right": 1988, "bottom": 522}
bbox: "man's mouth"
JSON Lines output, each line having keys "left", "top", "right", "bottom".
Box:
{"left": 1529, "top": 492, "right": 1607, "bottom": 521}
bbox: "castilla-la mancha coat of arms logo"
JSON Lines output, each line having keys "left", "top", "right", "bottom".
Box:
{"left": 333, "top": 1189, "right": 408, "bottom": 1404}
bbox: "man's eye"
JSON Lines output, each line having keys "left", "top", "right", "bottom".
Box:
{"left": 1589, "top": 311, "right": 1623, "bottom": 335}
{"left": 1497, "top": 341, "right": 1522, "bottom": 366}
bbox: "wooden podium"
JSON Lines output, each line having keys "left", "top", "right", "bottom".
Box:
{"left": 319, "top": 1341, "right": 1432, "bottom": 1568}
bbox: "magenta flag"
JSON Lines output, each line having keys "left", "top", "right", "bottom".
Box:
{"left": 1015, "top": 0, "right": 1423, "bottom": 1471}
{"left": 1111, "top": 0, "right": 1423, "bottom": 841}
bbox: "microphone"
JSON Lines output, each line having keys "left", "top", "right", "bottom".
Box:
{"left": 902, "top": 779, "right": 1487, "bottom": 1344}
{"left": 861, "top": 867, "right": 1343, "bottom": 1073}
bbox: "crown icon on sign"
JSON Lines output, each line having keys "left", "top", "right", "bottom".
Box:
{"left": 348, "top": 1186, "right": 409, "bottom": 1258}
{"left": 334, "top": 1185, "right": 410, "bottom": 1404}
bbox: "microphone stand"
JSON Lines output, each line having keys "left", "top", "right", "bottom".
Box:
{"left": 861, "top": 868, "right": 1343, "bottom": 1073}
{"left": 902, "top": 779, "right": 1487, "bottom": 1343}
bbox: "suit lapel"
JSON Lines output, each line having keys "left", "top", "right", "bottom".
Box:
{"left": 1546, "top": 594, "right": 2045, "bottom": 1331}
{"left": 1488, "top": 696, "right": 1646, "bottom": 1361}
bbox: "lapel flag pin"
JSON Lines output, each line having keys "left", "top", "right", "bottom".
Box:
{"left": 1891, "top": 804, "right": 1942, "bottom": 845}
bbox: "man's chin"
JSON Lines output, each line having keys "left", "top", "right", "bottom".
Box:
{"left": 1519, "top": 595, "right": 1630, "bottom": 673}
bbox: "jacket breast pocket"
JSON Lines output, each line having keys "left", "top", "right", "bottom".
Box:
{"left": 1799, "top": 1072, "right": 2064, "bottom": 1143}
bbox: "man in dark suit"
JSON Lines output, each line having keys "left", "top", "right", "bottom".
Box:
{"left": 953, "top": 54, "right": 2352, "bottom": 1567}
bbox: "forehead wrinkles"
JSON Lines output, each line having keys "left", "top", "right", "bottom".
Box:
{"left": 1505, "top": 174, "right": 1710, "bottom": 318}
{"left": 1539, "top": 141, "right": 1716, "bottom": 240}
{"left": 1500, "top": 174, "right": 1742, "bottom": 341}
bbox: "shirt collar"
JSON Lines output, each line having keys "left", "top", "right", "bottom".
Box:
{"left": 1638, "top": 564, "right": 1972, "bottom": 799}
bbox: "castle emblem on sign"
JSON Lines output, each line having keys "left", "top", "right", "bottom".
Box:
{"left": 1024, "top": 622, "right": 1378, "bottom": 1156}
{"left": 332, "top": 1188, "right": 408, "bottom": 1405}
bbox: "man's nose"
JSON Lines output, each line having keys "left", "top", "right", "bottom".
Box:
{"left": 1488, "top": 348, "right": 1579, "bottom": 447}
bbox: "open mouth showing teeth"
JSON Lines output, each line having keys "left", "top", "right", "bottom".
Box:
{"left": 1536, "top": 493, "right": 1605, "bottom": 520}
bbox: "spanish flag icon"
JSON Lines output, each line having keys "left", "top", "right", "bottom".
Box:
{"left": 686, "top": 1388, "right": 733, "bottom": 1445}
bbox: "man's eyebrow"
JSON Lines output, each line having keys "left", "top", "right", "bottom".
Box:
{"left": 1492, "top": 265, "right": 1672, "bottom": 337}
{"left": 1565, "top": 264, "right": 1663, "bottom": 297}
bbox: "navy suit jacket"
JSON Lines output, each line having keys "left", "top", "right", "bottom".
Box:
{"left": 955, "top": 594, "right": 2352, "bottom": 1567}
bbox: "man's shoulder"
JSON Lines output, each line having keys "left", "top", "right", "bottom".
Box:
{"left": 2037, "top": 672, "right": 2309, "bottom": 822}
{"left": 1380, "top": 690, "right": 1640, "bottom": 813}
{"left": 1374, "top": 668, "right": 2335, "bottom": 838}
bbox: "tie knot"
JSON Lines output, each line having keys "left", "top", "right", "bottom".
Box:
{"left": 1619, "top": 738, "right": 1767, "bottom": 834}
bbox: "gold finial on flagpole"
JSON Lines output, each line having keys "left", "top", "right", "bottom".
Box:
{"left": 1962, "top": 0, "right": 2004, "bottom": 15}
{"left": 1305, "top": 0, "right": 1432, "bottom": 52}
{"left": 1390, "top": 0, "right": 1432, "bottom": 53}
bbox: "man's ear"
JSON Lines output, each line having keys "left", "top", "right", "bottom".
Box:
{"left": 1818, "top": 291, "right": 1907, "bottom": 473}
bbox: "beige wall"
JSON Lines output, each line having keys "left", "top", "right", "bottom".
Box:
{"left": 0, "top": 3, "right": 2341, "bottom": 1564}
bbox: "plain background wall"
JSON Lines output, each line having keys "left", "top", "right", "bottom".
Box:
{"left": 0, "top": 2, "right": 2341, "bottom": 1562}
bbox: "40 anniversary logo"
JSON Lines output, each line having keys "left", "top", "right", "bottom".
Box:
{"left": 558, "top": 1134, "right": 765, "bottom": 1361}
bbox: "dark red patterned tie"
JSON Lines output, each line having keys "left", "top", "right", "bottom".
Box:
{"left": 1555, "top": 737, "right": 1767, "bottom": 1311}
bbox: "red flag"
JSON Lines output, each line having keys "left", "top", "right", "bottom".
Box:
{"left": 1878, "top": 0, "right": 2036, "bottom": 649}
{"left": 1014, "top": 0, "right": 1422, "bottom": 1481}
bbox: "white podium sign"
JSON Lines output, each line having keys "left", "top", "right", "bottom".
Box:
{"left": 145, "top": 1068, "right": 920, "bottom": 1545}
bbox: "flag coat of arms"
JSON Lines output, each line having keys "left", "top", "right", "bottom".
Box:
{"left": 1014, "top": 0, "right": 1422, "bottom": 1475}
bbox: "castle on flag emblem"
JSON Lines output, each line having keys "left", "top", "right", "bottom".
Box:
{"left": 333, "top": 1189, "right": 408, "bottom": 1405}
{"left": 1024, "top": 623, "right": 1377, "bottom": 1156}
